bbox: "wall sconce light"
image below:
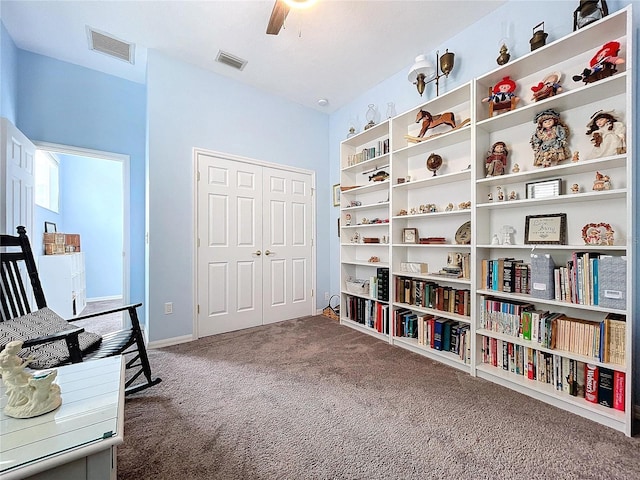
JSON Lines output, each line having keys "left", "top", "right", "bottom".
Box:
{"left": 408, "top": 49, "right": 455, "bottom": 97}
{"left": 573, "top": 0, "right": 608, "bottom": 31}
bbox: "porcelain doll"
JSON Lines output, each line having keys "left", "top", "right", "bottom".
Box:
{"left": 530, "top": 109, "right": 571, "bottom": 167}
{"left": 485, "top": 141, "right": 508, "bottom": 177}
{"left": 585, "top": 110, "right": 625, "bottom": 159}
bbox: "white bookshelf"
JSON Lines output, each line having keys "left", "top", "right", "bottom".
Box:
{"left": 337, "top": 6, "right": 634, "bottom": 436}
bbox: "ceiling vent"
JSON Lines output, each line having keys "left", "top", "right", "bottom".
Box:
{"left": 215, "top": 50, "right": 247, "bottom": 71}
{"left": 87, "top": 26, "right": 135, "bottom": 64}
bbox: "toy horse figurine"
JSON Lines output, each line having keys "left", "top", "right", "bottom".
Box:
{"left": 415, "top": 110, "right": 456, "bottom": 138}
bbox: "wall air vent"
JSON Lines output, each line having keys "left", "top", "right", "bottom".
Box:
{"left": 215, "top": 50, "right": 247, "bottom": 71}
{"left": 87, "top": 26, "right": 135, "bottom": 64}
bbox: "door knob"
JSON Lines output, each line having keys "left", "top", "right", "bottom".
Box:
{"left": 254, "top": 250, "right": 261, "bottom": 256}
{"left": 265, "top": 250, "right": 273, "bottom": 256}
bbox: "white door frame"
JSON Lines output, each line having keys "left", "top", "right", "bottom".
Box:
{"left": 34, "top": 141, "right": 130, "bottom": 305}
{"left": 193, "top": 147, "right": 316, "bottom": 340}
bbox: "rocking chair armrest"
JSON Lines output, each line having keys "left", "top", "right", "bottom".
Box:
{"left": 68, "top": 303, "right": 143, "bottom": 323}
{"left": 21, "top": 327, "right": 85, "bottom": 348}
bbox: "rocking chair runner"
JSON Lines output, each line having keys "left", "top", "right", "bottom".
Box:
{"left": 1, "top": 226, "right": 161, "bottom": 395}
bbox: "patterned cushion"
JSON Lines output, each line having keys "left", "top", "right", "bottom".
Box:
{"left": 0, "top": 308, "right": 102, "bottom": 369}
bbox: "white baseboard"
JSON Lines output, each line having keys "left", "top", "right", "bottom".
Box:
{"left": 148, "top": 334, "right": 193, "bottom": 349}
{"left": 87, "top": 295, "right": 123, "bottom": 302}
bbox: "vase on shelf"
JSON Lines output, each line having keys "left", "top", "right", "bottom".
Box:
{"left": 364, "top": 104, "right": 377, "bottom": 130}
{"left": 386, "top": 102, "right": 397, "bottom": 118}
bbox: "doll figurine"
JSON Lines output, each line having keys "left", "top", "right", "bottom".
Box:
{"left": 531, "top": 72, "right": 563, "bottom": 101}
{"left": 585, "top": 110, "right": 626, "bottom": 159}
{"left": 485, "top": 141, "right": 508, "bottom": 177}
{"left": 572, "top": 41, "right": 625, "bottom": 84}
{"left": 530, "top": 109, "right": 571, "bottom": 167}
{"left": 482, "top": 76, "right": 519, "bottom": 116}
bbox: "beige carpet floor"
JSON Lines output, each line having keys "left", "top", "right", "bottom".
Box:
{"left": 115, "top": 315, "right": 640, "bottom": 479}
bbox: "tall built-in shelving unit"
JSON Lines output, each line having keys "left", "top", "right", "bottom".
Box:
{"left": 339, "top": 6, "right": 633, "bottom": 435}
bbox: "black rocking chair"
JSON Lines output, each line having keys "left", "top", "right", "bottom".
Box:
{"left": 1, "top": 226, "right": 161, "bottom": 394}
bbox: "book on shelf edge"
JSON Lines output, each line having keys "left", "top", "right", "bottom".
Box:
{"left": 613, "top": 371, "right": 625, "bottom": 411}
{"left": 597, "top": 367, "right": 614, "bottom": 408}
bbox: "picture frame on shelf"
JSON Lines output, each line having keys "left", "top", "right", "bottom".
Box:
{"left": 402, "top": 228, "right": 418, "bottom": 244}
{"left": 44, "top": 221, "right": 57, "bottom": 233}
{"left": 333, "top": 184, "right": 340, "bottom": 207}
{"left": 524, "top": 213, "right": 567, "bottom": 244}
{"left": 526, "top": 178, "right": 562, "bottom": 199}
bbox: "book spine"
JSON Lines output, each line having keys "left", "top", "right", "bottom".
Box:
{"left": 613, "top": 371, "right": 625, "bottom": 411}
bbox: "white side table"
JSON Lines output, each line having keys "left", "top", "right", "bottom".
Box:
{"left": 0, "top": 355, "right": 125, "bottom": 480}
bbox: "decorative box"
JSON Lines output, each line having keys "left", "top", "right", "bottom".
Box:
{"left": 400, "top": 262, "right": 428, "bottom": 274}
{"left": 530, "top": 253, "right": 555, "bottom": 300}
{"left": 598, "top": 255, "right": 626, "bottom": 310}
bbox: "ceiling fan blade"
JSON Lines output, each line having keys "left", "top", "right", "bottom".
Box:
{"left": 266, "top": 0, "right": 290, "bottom": 35}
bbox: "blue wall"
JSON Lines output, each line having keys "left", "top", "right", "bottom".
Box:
{"left": 16, "top": 51, "right": 146, "bottom": 316}
{"left": 59, "top": 153, "right": 124, "bottom": 300}
{"left": 145, "top": 51, "right": 329, "bottom": 342}
{"left": 0, "top": 21, "right": 17, "bottom": 122}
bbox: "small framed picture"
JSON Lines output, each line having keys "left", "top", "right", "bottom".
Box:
{"left": 333, "top": 183, "right": 340, "bottom": 207}
{"left": 524, "top": 213, "right": 567, "bottom": 244}
{"left": 402, "top": 228, "right": 418, "bottom": 244}
{"left": 44, "top": 221, "right": 57, "bottom": 233}
{"left": 526, "top": 178, "right": 562, "bottom": 199}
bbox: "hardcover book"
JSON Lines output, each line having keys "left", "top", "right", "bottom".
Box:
{"left": 598, "top": 367, "right": 614, "bottom": 408}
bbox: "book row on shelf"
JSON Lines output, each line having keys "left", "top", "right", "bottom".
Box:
{"left": 481, "top": 253, "right": 626, "bottom": 309}
{"left": 480, "top": 336, "right": 625, "bottom": 411}
{"left": 344, "top": 295, "right": 390, "bottom": 334}
{"left": 396, "top": 310, "right": 471, "bottom": 364}
{"left": 395, "top": 276, "right": 470, "bottom": 317}
{"left": 346, "top": 139, "right": 389, "bottom": 167}
{"left": 479, "top": 296, "right": 625, "bottom": 365}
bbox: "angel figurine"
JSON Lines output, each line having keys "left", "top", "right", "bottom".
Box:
{"left": 585, "top": 110, "right": 625, "bottom": 159}
{"left": 530, "top": 109, "right": 571, "bottom": 167}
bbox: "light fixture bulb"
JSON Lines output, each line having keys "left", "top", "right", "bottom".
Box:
{"left": 283, "top": 0, "right": 317, "bottom": 9}
{"left": 317, "top": 98, "right": 329, "bottom": 107}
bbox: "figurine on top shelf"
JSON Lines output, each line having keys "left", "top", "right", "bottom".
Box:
{"left": 572, "top": 41, "right": 624, "bottom": 84}
{"left": 585, "top": 110, "right": 626, "bottom": 159}
{"left": 485, "top": 141, "right": 509, "bottom": 177}
{"left": 531, "top": 72, "right": 563, "bottom": 102}
{"left": 530, "top": 109, "right": 571, "bottom": 167}
{"left": 482, "top": 76, "right": 519, "bottom": 117}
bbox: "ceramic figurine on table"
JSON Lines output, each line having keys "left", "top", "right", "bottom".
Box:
{"left": 585, "top": 110, "right": 626, "bottom": 159}
{"left": 572, "top": 151, "right": 580, "bottom": 162}
{"left": 512, "top": 163, "right": 520, "bottom": 173}
{"left": 485, "top": 141, "right": 508, "bottom": 177}
{"left": 501, "top": 225, "right": 515, "bottom": 245}
{"left": 530, "top": 109, "right": 571, "bottom": 167}
{"left": 531, "top": 71, "right": 563, "bottom": 101}
{"left": 508, "top": 191, "right": 517, "bottom": 200}
{"left": 573, "top": 41, "right": 624, "bottom": 84}
{"left": 571, "top": 183, "right": 580, "bottom": 194}
{"left": 491, "top": 234, "right": 501, "bottom": 245}
{"left": 0, "top": 340, "right": 62, "bottom": 419}
{"left": 496, "top": 186, "right": 504, "bottom": 201}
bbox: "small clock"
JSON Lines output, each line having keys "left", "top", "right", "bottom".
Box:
{"left": 455, "top": 221, "right": 471, "bottom": 245}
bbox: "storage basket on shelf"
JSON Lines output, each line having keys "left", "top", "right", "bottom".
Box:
{"left": 345, "top": 277, "right": 369, "bottom": 295}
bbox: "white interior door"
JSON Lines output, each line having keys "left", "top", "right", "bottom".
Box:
{"left": 262, "top": 167, "right": 313, "bottom": 324}
{"left": 197, "top": 153, "right": 264, "bottom": 336}
{"left": 196, "top": 152, "right": 314, "bottom": 337}
{"left": 1, "top": 118, "right": 35, "bottom": 236}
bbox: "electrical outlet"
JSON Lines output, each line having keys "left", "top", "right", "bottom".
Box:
{"left": 324, "top": 292, "right": 330, "bottom": 301}
{"left": 164, "top": 302, "right": 173, "bottom": 314}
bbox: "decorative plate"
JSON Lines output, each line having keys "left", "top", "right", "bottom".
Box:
{"left": 455, "top": 221, "right": 472, "bottom": 245}
{"left": 581, "top": 222, "right": 614, "bottom": 246}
